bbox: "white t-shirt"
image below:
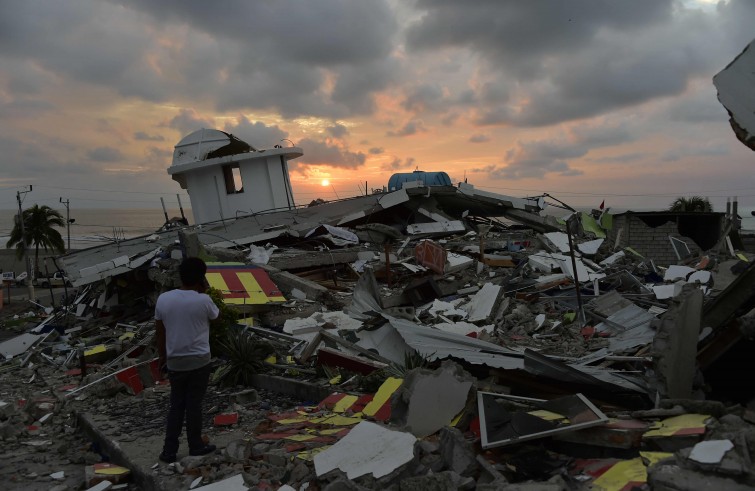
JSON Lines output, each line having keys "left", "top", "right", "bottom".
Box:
{"left": 155, "top": 289, "right": 220, "bottom": 361}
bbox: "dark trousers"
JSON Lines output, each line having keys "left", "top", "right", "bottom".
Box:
{"left": 163, "top": 364, "right": 211, "bottom": 455}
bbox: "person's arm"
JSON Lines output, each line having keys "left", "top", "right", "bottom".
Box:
{"left": 156, "top": 319, "right": 167, "bottom": 371}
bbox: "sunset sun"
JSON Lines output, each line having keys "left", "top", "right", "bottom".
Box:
{"left": 321, "top": 179, "right": 330, "bottom": 186}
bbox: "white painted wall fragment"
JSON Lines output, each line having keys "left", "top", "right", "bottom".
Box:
{"left": 528, "top": 252, "right": 560, "bottom": 273}
{"left": 689, "top": 439, "right": 734, "bottom": 465}
{"left": 445, "top": 253, "right": 474, "bottom": 273}
{"left": 314, "top": 421, "right": 416, "bottom": 479}
{"left": 577, "top": 239, "right": 604, "bottom": 256}
{"left": 688, "top": 270, "right": 712, "bottom": 285}
{"left": 600, "top": 250, "right": 625, "bottom": 266}
{"left": 463, "top": 283, "right": 502, "bottom": 322}
{"left": 193, "top": 473, "right": 248, "bottom": 490}
{"left": 552, "top": 253, "right": 591, "bottom": 282}
{"left": 664, "top": 265, "right": 695, "bottom": 282}
{"left": 543, "top": 232, "right": 571, "bottom": 253}
{"left": 714, "top": 39, "right": 755, "bottom": 151}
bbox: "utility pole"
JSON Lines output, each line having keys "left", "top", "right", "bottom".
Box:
{"left": 60, "top": 197, "right": 71, "bottom": 251}
{"left": 16, "top": 186, "right": 35, "bottom": 302}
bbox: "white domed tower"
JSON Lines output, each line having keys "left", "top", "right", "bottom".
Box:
{"left": 168, "top": 129, "right": 302, "bottom": 224}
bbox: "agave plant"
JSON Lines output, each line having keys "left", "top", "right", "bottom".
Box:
{"left": 384, "top": 350, "right": 435, "bottom": 379}
{"left": 212, "top": 331, "right": 275, "bottom": 387}
{"left": 206, "top": 286, "right": 239, "bottom": 355}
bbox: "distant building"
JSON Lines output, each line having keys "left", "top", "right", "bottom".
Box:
{"left": 168, "top": 129, "right": 302, "bottom": 224}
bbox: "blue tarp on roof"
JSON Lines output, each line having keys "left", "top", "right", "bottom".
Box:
{"left": 388, "top": 171, "right": 452, "bottom": 191}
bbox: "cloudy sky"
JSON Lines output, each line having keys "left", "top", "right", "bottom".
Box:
{"left": 1, "top": 0, "right": 754, "bottom": 218}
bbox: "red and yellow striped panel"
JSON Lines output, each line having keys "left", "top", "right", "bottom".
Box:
{"left": 206, "top": 262, "right": 286, "bottom": 305}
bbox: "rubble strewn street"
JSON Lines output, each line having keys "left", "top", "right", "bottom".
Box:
{"left": 4, "top": 179, "right": 755, "bottom": 491}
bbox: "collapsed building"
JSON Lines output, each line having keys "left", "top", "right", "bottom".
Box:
{"left": 3, "top": 129, "right": 755, "bottom": 490}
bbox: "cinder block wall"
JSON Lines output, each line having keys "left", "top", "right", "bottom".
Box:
{"left": 608, "top": 215, "right": 701, "bottom": 267}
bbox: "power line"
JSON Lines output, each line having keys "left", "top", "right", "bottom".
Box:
{"left": 33, "top": 184, "right": 190, "bottom": 196}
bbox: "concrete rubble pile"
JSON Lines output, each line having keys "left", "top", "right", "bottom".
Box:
{"left": 3, "top": 185, "right": 755, "bottom": 490}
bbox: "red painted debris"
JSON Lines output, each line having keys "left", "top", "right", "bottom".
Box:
{"left": 318, "top": 393, "right": 348, "bottom": 411}
{"left": 213, "top": 412, "right": 239, "bottom": 426}
{"left": 415, "top": 240, "right": 447, "bottom": 274}
{"left": 115, "top": 366, "right": 144, "bottom": 395}
{"left": 285, "top": 442, "right": 307, "bottom": 453}
{"left": 349, "top": 394, "right": 373, "bottom": 414}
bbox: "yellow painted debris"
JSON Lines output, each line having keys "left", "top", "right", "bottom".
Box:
{"left": 94, "top": 464, "right": 130, "bottom": 476}
{"left": 592, "top": 457, "right": 646, "bottom": 491}
{"left": 84, "top": 345, "right": 106, "bottom": 357}
{"left": 332, "top": 395, "right": 359, "bottom": 413}
{"left": 528, "top": 410, "right": 568, "bottom": 422}
{"left": 643, "top": 414, "right": 710, "bottom": 438}
{"left": 310, "top": 414, "right": 362, "bottom": 426}
{"left": 297, "top": 446, "right": 330, "bottom": 461}
{"left": 363, "top": 377, "right": 403, "bottom": 417}
{"left": 640, "top": 451, "right": 674, "bottom": 467}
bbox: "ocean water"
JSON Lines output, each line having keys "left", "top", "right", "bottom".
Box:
{"left": 0, "top": 208, "right": 192, "bottom": 250}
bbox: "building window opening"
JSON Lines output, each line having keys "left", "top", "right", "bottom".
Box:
{"left": 223, "top": 164, "right": 244, "bottom": 194}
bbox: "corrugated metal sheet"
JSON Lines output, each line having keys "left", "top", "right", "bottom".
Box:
{"left": 387, "top": 317, "right": 524, "bottom": 370}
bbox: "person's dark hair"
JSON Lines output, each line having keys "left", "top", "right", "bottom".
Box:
{"left": 179, "top": 257, "right": 207, "bottom": 287}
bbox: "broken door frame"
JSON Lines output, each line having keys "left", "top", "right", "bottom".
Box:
{"left": 477, "top": 391, "right": 608, "bottom": 449}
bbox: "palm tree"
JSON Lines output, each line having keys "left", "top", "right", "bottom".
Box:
{"left": 6, "top": 204, "right": 66, "bottom": 275}
{"left": 667, "top": 196, "right": 713, "bottom": 213}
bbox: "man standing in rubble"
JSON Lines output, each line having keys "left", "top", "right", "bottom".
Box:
{"left": 155, "top": 257, "right": 219, "bottom": 463}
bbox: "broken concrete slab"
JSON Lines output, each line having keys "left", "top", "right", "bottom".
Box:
{"left": 390, "top": 360, "right": 474, "bottom": 438}
{"left": 0, "top": 332, "right": 42, "bottom": 359}
{"left": 648, "top": 463, "right": 755, "bottom": 491}
{"left": 462, "top": 283, "right": 502, "bottom": 323}
{"left": 193, "top": 473, "right": 248, "bottom": 490}
{"left": 314, "top": 421, "right": 416, "bottom": 479}
{"left": 688, "top": 439, "right": 734, "bottom": 465}
{"left": 713, "top": 37, "right": 755, "bottom": 152}
{"left": 664, "top": 265, "right": 696, "bottom": 282}
{"left": 438, "top": 426, "right": 479, "bottom": 477}
{"left": 651, "top": 284, "right": 703, "bottom": 399}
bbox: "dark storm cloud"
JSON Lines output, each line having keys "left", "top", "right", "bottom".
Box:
{"left": 296, "top": 138, "right": 366, "bottom": 169}
{"left": 120, "top": 0, "right": 396, "bottom": 65}
{"left": 469, "top": 134, "right": 490, "bottom": 143}
{"left": 402, "top": 84, "right": 445, "bottom": 112}
{"left": 492, "top": 123, "right": 632, "bottom": 179}
{"left": 590, "top": 152, "right": 647, "bottom": 164}
{"left": 369, "top": 147, "right": 384, "bottom": 155}
{"left": 0, "top": 98, "right": 55, "bottom": 119}
{"left": 405, "top": 0, "right": 754, "bottom": 127}
{"left": 383, "top": 156, "right": 417, "bottom": 171}
{"left": 0, "top": 135, "right": 94, "bottom": 178}
{"left": 166, "top": 109, "right": 215, "bottom": 137}
{"left": 87, "top": 146, "right": 124, "bottom": 163}
{"left": 0, "top": 1, "right": 400, "bottom": 120}
{"left": 115, "top": 0, "right": 400, "bottom": 117}
{"left": 0, "top": 1, "right": 169, "bottom": 102}
{"left": 387, "top": 120, "right": 426, "bottom": 137}
{"left": 662, "top": 143, "right": 730, "bottom": 162}
{"left": 223, "top": 117, "right": 288, "bottom": 150}
{"left": 327, "top": 124, "right": 349, "bottom": 139}
{"left": 407, "top": 1, "right": 672, "bottom": 68}
{"left": 330, "top": 58, "right": 401, "bottom": 115}
{"left": 134, "top": 132, "right": 165, "bottom": 142}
